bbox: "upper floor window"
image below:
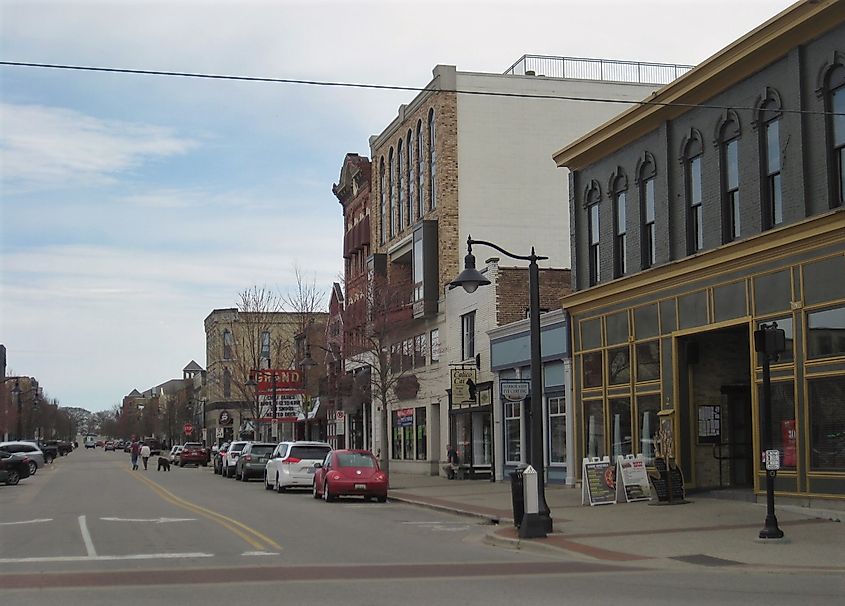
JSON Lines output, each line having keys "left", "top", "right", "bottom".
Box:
{"left": 430, "top": 328, "right": 440, "bottom": 362}
{"left": 826, "top": 64, "right": 845, "bottom": 208}
{"left": 223, "top": 368, "right": 232, "bottom": 398}
{"left": 683, "top": 132, "right": 704, "bottom": 254}
{"left": 388, "top": 148, "right": 396, "bottom": 238}
{"left": 638, "top": 155, "right": 657, "bottom": 269}
{"left": 260, "top": 331, "right": 270, "bottom": 367}
{"left": 759, "top": 91, "right": 783, "bottom": 228}
{"left": 379, "top": 158, "right": 386, "bottom": 244}
{"left": 428, "top": 109, "right": 437, "bottom": 210}
{"left": 719, "top": 113, "right": 741, "bottom": 243}
{"left": 586, "top": 183, "right": 601, "bottom": 286}
{"left": 461, "top": 312, "right": 475, "bottom": 360}
{"left": 611, "top": 173, "right": 627, "bottom": 278}
{"left": 397, "top": 140, "right": 404, "bottom": 231}
{"left": 416, "top": 120, "right": 424, "bottom": 219}
{"left": 222, "top": 329, "right": 233, "bottom": 360}
{"left": 407, "top": 129, "right": 414, "bottom": 224}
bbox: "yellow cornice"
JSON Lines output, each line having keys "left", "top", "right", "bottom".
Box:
{"left": 562, "top": 210, "right": 845, "bottom": 315}
{"left": 553, "top": 0, "right": 845, "bottom": 171}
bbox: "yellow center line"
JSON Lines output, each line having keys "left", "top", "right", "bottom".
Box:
{"left": 124, "top": 468, "right": 282, "bottom": 551}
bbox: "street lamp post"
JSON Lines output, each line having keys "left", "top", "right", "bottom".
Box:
{"left": 12, "top": 380, "right": 21, "bottom": 440}
{"left": 300, "top": 345, "right": 317, "bottom": 441}
{"left": 450, "top": 235, "right": 553, "bottom": 534}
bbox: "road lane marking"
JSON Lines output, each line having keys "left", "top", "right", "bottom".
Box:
{"left": 78, "top": 515, "right": 97, "bottom": 557}
{"left": 126, "top": 469, "right": 281, "bottom": 551}
{"left": 0, "top": 518, "right": 53, "bottom": 526}
{"left": 241, "top": 551, "right": 280, "bottom": 556}
{"left": 100, "top": 517, "right": 196, "bottom": 523}
{"left": 0, "top": 552, "right": 214, "bottom": 564}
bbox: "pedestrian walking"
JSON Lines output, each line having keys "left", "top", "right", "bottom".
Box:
{"left": 130, "top": 440, "right": 141, "bottom": 470}
{"left": 140, "top": 443, "right": 151, "bottom": 470}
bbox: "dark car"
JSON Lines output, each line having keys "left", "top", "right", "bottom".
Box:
{"left": 178, "top": 442, "right": 208, "bottom": 467}
{"left": 213, "top": 442, "right": 230, "bottom": 475}
{"left": 235, "top": 442, "right": 276, "bottom": 481}
{"left": 0, "top": 450, "right": 33, "bottom": 486}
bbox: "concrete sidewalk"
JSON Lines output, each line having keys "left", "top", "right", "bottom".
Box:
{"left": 387, "top": 472, "right": 845, "bottom": 572}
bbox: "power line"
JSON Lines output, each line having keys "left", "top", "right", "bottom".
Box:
{"left": 1, "top": 60, "right": 842, "bottom": 117}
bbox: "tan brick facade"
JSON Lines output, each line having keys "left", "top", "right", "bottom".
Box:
{"left": 496, "top": 267, "right": 571, "bottom": 327}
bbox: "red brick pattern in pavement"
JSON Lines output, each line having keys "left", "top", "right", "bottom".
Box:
{"left": 494, "top": 527, "right": 653, "bottom": 562}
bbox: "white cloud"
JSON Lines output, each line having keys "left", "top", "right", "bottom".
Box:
{"left": 0, "top": 102, "right": 197, "bottom": 190}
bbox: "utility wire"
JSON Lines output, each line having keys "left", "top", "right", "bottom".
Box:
{"left": 1, "top": 60, "right": 843, "bottom": 117}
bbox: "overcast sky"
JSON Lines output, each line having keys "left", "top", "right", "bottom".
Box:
{"left": 0, "top": 0, "right": 797, "bottom": 412}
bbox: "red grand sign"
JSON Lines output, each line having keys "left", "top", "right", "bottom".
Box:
{"left": 250, "top": 369, "right": 304, "bottom": 396}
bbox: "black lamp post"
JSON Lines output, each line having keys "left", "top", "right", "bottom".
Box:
{"left": 300, "top": 345, "right": 317, "bottom": 441}
{"left": 12, "top": 380, "right": 21, "bottom": 440}
{"left": 450, "top": 235, "right": 553, "bottom": 534}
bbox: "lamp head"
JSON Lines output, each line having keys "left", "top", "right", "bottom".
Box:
{"left": 450, "top": 249, "right": 490, "bottom": 294}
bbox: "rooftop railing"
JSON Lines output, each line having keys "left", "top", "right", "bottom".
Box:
{"left": 504, "top": 55, "right": 694, "bottom": 86}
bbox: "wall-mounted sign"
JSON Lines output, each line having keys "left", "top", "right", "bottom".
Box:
{"left": 250, "top": 369, "right": 304, "bottom": 396}
{"left": 697, "top": 405, "right": 721, "bottom": 444}
{"left": 218, "top": 410, "right": 233, "bottom": 425}
{"left": 500, "top": 379, "right": 530, "bottom": 402}
{"left": 396, "top": 407, "right": 415, "bottom": 427}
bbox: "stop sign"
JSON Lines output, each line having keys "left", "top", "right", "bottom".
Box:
{"left": 183, "top": 423, "right": 193, "bottom": 435}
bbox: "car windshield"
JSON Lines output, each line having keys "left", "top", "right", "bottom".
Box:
{"left": 335, "top": 453, "right": 376, "bottom": 468}
{"left": 230, "top": 443, "right": 246, "bottom": 452}
{"left": 249, "top": 445, "right": 275, "bottom": 456}
{"left": 184, "top": 443, "right": 203, "bottom": 449}
{"left": 289, "top": 446, "right": 330, "bottom": 460}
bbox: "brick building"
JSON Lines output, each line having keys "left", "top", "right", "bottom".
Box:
{"left": 555, "top": 0, "right": 845, "bottom": 502}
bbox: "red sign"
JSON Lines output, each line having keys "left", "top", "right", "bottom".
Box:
{"left": 183, "top": 423, "right": 193, "bottom": 435}
{"left": 250, "top": 369, "right": 304, "bottom": 396}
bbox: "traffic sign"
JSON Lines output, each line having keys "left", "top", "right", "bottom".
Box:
{"left": 183, "top": 423, "right": 193, "bottom": 435}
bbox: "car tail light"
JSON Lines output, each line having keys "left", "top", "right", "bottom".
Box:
{"left": 242, "top": 455, "right": 252, "bottom": 462}
{"left": 283, "top": 457, "right": 301, "bottom": 464}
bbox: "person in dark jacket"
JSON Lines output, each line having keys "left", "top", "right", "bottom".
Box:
{"left": 130, "top": 440, "right": 141, "bottom": 470}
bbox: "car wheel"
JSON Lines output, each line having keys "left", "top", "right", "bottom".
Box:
{"left": 28, "top": 461, "right": 37, "bottom": 476}
{"left": 323, "top": 480, "right": 335, "bottom": 502}
{"left": 377, "top": 495, "right": 387, "bottom": 503}
{"left": 264, "top": 472, "right": 273, "bottom": 490}
{"left": 6, "top": 470, "right": 20, "bottom": 485}
{"left": 202, "top": 462, "right": 207, "bottom": 467}
{"left": 312, "top": 479, "right": 320, "bottom": 499}
{"left": 240, "top": 469, "right": 249, "bottom": 482}
{"left": 276, "top": 473, "right": 286, "bottom": 493}
{"left": 46, "top": 454, "right": 55, "bottom": 464}
{"left": 179, "top": 461, "right": 185, "bottom": 467}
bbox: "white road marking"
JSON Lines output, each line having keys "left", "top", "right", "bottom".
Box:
{"left": 0, "top": 518, "right": 53, "bottom": 526}
{"left": 78, "top": 515, "right": 97, "bottom": 557}
{"left": 241, "top": 551, "right": 280, "bottom": 557}
{"left": 401, "top": 521, "right": 471, "bottom": 532}
{"left": 0, "top": 553, "right": 214, "bottom": 564}
{"left": 100, "top": 517, "right": 196, "bottom": 523}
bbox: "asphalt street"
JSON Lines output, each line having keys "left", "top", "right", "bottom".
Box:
{"left": 1, "top": 449, "right": 842, "bottom": 604}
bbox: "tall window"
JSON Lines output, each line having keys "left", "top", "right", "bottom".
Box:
{"left": 586, "top": 183, "right": 601, "bottom": 286}
{"left": 260, "top": 331, "right": 270, "bottom": 367}
{"left": 548, "top": 395, "right": 566, "bottom": 464}
{"left": 760, "top": 93, "right": 783, "bottom": 228}
{"left": 721, "top": 122, "right": 741, "bottom": 243}
{"left": 222, "top": 330, "right": 233, "bottom": 360}
{"left": 223, "top": 368, "right": 231, "bottom": 398}
{"left": 684, "top": 133, "right": 704, "bottom": 254}
{"left": 639, "top": 156, "right": 656, "bottom": 269}
{"left": 407, "top": 129, "right": 414, "bottom": 224}
{"left": 388, "top": 148, "right": 396, "bottom": 238}
{"left": 397, "top": 140, "right": 404, "bottom": 230}
{"left": 428, "top": 109, "right": 436, "bottom": 210}
{"left": 827, "top": 65, "right": 845, "bottom": 208}
{"left": 461, "top": 312, "right": 475, "bottom": 360}
{"left": 505, "top": 402, "right": 521, "bottom": 463}
{"left": 416, "top": 120, "right": 424, "bottom": 218}
{"left": 379, "top": 158, "right": 386, "bottom": 244}
{"left": 612, "top": 175, "right": 627, "bottom": 278}
{"left": 430, "top": 329, "right": 440, "bottom": 362}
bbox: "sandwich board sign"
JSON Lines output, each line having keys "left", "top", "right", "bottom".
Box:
{"left": 615, "top": 455, "right": 651, "bottom": 503}
{"left": 581, "top": 457, "right": 616, "bottom": 506}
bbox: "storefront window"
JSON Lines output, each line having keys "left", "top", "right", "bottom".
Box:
{"left": 636, "top": 341, "right": 660, "bottom": 382}
{"left": 548, "top": 395, "right": 566, "bottom": 464}
{"left": 391, "top": 411, "right": 401, "bottom": 459}
{"left": 403, "top": 424, "right": 414, "bottom": 460}
{"left": 505, "top": 402, "right": 521, "bottom": 463}
{"left": 809, "top": 376, "right": 845, "bottom": 472}
{"left": 472, "top": 411, "right": 492, "bottom": 465}
{"left": 454, "top": 414, "right": 471, "bottom": 466}
{"left": 583, "top": 351, "right": 603, "bottom": 388}
{"left": 416, "top": 407, "right": 427, "bottom": 460}
{"left": 807, "top": 306, "right": 845, "bottom": 359}
{"left": 608, "top": 346, "right": 630, "bottom": 385}
{"left": 584, "top": 400, "right": 605, "bottom": 459}
{"left": 637, "top": 394, "right": 660, "bottom": 465}
{"left": 757, "top": 381, "right": 796, "bottom": 470}
{"left": 610, "top": 398, "right": 632, "bottom": 459}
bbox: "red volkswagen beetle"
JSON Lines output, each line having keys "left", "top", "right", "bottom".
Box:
{"left": 312, "top": 449, "right": 388, "bottom": 502}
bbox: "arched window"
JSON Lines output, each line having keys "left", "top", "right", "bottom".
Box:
{"left": 638, "top": 153, "right": 657, "bottom": 269}
{"left": 758, "top": 89, "right": 783, "bottom": 228}
{"left": 379, "top": 158, "right": 386, "bottom": 244}
{"left": 388, "top": 148, "right": 395, "bottom": 238}
{"left": 397, "top": 140, "right": 404, "bottom": 231}
{"left": 222, "top": 329, "right": 233, "bottom": 360}
{"left": 585, "top": 181, "right": 602, "bottom": 286}
{"left": 825, "top": 63, "right": 845, "bottom": 208}
{"left": 610, "top": 171, "right": 628, "bottom": 278}
{"left": 223, "top": 368, "right": 231, "bottom": 398}
{"left": 682, "top": 131, "right": 704, "bottom": 254}
{"left": 416, "top": 120, "right": 424, "bottom": 218}
{"left": 407, "top": 129, "right": 415, "bottom": 224}
{"left": 718, "top": 112, "right": 742, "bottom": 243}
{"left": 428, "top": 109, "right": 437, "bottom": 210}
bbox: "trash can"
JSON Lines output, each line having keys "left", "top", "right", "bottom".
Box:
{"left": 509, "top": 468, "right": 525, "bottom": 528}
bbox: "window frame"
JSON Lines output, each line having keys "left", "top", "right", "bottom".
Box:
{"left": 684, "top": 133, "right": 704, "bottom": 255}
{"left": 585, "top": 183, "right": 601, "bottom": 286}
{"left": 613, "top": 180, "right": 627, "bottom": 278}
{"left": 397, "top": 139, "right": 404, "bottom": 231}
{"left": 461, "top": 312, "right": 476, "bottom": 361}
{"left": 379, "top": 157, "right": 386, "bottom": 244}
{"left": 825, "top": 64, "right": 845, "bottom": 209}
{"left": 428, "top": 109, "right": 436, "bottom": 210}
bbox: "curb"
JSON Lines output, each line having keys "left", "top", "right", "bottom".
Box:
{"left": 388, "top": 494, "right": 509, "bottom": 525}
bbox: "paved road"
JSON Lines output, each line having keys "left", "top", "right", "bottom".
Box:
{"left": 1, "top": 450, "right": 842, "bottom": 604}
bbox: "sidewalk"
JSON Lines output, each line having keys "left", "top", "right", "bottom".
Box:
{"left": 387, "top": 472, "right": 845, "bottom": 572}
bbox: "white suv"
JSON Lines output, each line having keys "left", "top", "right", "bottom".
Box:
{"left": 264, "top": 441, "right": 331, "bottom": 492}
{"left": 222, "top": 441, "right": 248, "bottom": 478}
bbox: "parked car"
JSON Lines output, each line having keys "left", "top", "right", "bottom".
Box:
{"left": 57, "top": 440, "right": 74, "bottom": 455}
{"left": 213, "top": 442, "right": 230, "bottom": 474}
{"left": 104, "top": 441, "right": 115, "bottom": 452}
{"left": 264, "top": 441, "right": 331, "bottom": 492}
{"left": 36, "top": 440, "right": 59, "bottom": 462}
{"left": 169, "top": 445, "right": 184, "bottom": 464}
{"left": 143, "top": 438, "right": 162, "bottom": 456}
{"left": 0, "top": 450, "right": 33, "bottom": 485}
{"left": 179, "top": 443, "right": 208, "bottom": 467}
{"left": 234, "top": 442, "right": 276, "bottom": 481}
{"left": 222, "top": 441, "right": 248, "bottom": 478}
{"left": 0, "top": 442, "right": 45, "bottom": 476}
{"left": 312, "top": 450, "right": 388, "bottom": 502}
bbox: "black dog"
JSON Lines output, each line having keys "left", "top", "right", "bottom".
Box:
{"left": 157, "top": 456, "right": 171, "bottom": 471}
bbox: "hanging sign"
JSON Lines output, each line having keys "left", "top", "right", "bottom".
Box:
{"left": 451, "top": 368, "right": 477, "bottom": 404}
{"left": 500, "top": 379, "right": 530, "bottom": 402}
{"left": 581, "top": 457, "right": 616, "bottom": 506}
{"left": 615, "top": 455, "right": 651, "bottom": 503}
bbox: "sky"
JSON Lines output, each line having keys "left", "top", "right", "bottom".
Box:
{"left": 0, "top": 0, "right": 798, "bottom": 412}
